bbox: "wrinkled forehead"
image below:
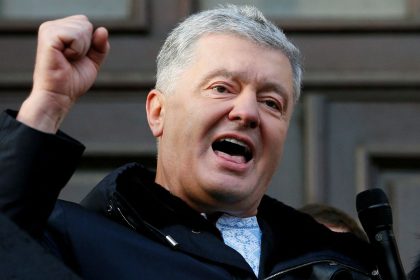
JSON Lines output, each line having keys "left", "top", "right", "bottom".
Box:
{"left": 192, "top": 31, "right": 290, "bottom": 59}
{"left": 195, "top": 34, "right": 292, "bottom": 83}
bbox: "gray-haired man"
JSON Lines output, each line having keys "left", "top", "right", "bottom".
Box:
{"left": 0, "top": 5, "right": 377, "bottom": 279}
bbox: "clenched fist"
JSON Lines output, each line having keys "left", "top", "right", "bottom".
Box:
{"left": 18, "top": 15, "right": 110, "bottom": 133}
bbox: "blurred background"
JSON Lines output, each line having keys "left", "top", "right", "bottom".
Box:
{"left": 0, "top": 0, "right": 419, "bottom": 273}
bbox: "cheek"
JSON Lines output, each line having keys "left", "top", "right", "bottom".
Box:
{"left": 166, "top": 109, "right": 202, "bottom": 154}
{"left": 262, "top": 123, "right": 289, "bottom": 160}
{"left": 160, "top": 108, "right": 191, "bottom": 155}
{"left": 191, "top": 101, "right": 229, "bottom": 134}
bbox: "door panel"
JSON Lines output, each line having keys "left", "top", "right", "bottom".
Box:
{"left": 304, "top": 94, "right": 420, "bottom": 272}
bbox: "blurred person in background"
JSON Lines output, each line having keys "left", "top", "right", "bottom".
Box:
{"left": 299, "top": 203, "right": 368, "bottom": 241}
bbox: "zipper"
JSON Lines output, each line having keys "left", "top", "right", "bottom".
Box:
{"left": 106, "top": 193, "right": 179, "bottom": 248}
{"left": 263, "top": 259, "right": 372, "bottom": 280}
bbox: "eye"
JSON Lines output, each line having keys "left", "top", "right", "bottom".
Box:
{"left": 260, "top": 97, "right": 282, "bottom": 111}
{"left": 212, "top": 85, "right": 230, "bottom": 94}
{"left": 260, "top": 97, "right": 287, "bottom": 116}
{"left": 264, "top": 99, "right": 280, "bottom": 110}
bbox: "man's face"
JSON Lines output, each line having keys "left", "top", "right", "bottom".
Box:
{"left": 148, "top": 33, "right": 294, "bottom": 217}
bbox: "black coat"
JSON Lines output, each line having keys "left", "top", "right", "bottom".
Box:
{"left": 0, "top": 110, "right": 377, "bottom": 279}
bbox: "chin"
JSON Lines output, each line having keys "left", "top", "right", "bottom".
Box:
{"left": 205, "top": 181, "right": 256, "bottom": 204}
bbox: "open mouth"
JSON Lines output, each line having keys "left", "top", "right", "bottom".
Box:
{"left": 212, "top": 138, "right": 253, "bottom": 163}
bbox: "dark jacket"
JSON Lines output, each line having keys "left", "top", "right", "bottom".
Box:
{"left": 409, "top": 254, "right": 420, "bottom": 280}
{"left": 0, "top": 110, "right": 378, "bottom": 279}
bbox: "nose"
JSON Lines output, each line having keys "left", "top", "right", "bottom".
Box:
{"left": 228, "top": 91, "right": 260, "bottom": 129}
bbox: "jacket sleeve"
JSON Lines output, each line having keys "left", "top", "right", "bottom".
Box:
{"left": 0, "top": 110, "right": 85, "bottom": 238}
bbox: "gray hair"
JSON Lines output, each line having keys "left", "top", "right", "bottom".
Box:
{"left": 156, "top": 5, "right": 303, "bottom": 103}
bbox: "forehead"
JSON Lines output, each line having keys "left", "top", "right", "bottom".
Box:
{"left": 192, "top": 33, "right": 289, "bottom": 64}
{"left": 188, "top": 33, "right": 294, "bottom": 93}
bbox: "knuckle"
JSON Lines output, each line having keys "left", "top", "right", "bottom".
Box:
{"left": 73, "top": 14, "right": 89, "bottom": 20}
{"left": 38, "top": 21, "right": 53, "bottom": 33}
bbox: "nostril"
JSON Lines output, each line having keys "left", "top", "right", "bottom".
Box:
{"left": 229, "top": 117, "right": 259, "bottom": 129}
{"left": 228, "top": 110, "right": 259, "bottom": 129}
{"left": 248, "top": 120, "right": 258, "bottom": 129}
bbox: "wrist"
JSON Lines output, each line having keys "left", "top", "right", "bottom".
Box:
{"left": 17, "top": 91, "right": 73, "bottom": 133}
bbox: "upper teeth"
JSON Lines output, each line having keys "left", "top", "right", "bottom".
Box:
{"left": 221, "top": 138, "right": 248, "bottom": 149}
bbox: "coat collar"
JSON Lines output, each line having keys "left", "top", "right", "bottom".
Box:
{"left": 81, "top": 163, "right": 375, "bottom": 278}
{"left": 257, "top": 196, "right": 375, "bottom": 274}
{"left": 81, "top": 163, "right": 255, "bottom": 276}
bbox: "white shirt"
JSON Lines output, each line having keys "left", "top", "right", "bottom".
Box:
{"left": 215, "top": 214, "right": 262, "bottom": 276}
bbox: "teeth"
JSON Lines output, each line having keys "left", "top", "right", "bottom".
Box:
{"left": 220, "top": 138, "right": 251, "bottom": 156}
{"left": 213, "top": 137, "right": 253, "bottom": 162}
{"left": 221, "top": 138, "right": 249, "bottom": 149}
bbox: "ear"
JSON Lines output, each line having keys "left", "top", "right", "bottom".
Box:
{"left": 146, "top": 89, "right": 165, "bottom": 137}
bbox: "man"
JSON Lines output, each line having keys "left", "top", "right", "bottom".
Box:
{"left": 0, "top": 5, "right": 377, "bottom": 279}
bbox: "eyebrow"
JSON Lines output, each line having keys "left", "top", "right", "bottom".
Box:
{"left": 200, "top": 68, "right": 291, "bottom": 101}
{"left": 200, "top": 69, "right": 235, "bottom": 87}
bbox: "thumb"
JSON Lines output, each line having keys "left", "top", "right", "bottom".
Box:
{"left": 88, "top": 27, "right": 110, "bottom": 70}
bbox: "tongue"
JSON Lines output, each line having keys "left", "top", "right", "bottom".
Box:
{"left": 214, "top": 150, "right": 246, "bottom": 164}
